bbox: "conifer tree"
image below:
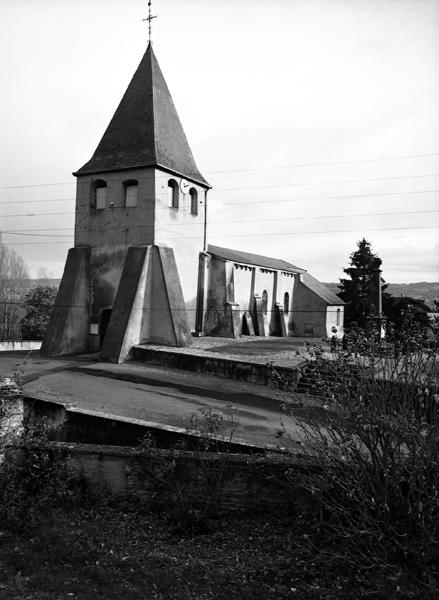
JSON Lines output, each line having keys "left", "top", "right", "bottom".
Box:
{"left": 338, "top": 238, "right": 386, "bottom": 328}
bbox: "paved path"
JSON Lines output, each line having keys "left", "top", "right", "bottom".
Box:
{"left": 0, "top": 351, "right": 306, "bottom": 449}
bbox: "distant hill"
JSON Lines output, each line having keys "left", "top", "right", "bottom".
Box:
{"left": 24, "top": 279, "right": 439, "bottom": 310}
{"left": 324, "top": 282, "right": 439, "bottom": 310}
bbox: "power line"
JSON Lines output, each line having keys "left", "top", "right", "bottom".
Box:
{"left": 216, "top": 189, "right": 439, "bottom": 207}
{"left": 2, "top": 189, "right": 438, "bottom": 218}
{"left": 0, "top": 197, "right": 75, "bottom": 205}
{"left": 206, "top": 153, "right": 439, "bottom": 174}
{"left": 1, "top": 187, "right": 438, "bottom": 208}
{"left": 173, "top": 208, "right": 439, "bottom": 227}
{"left": 2, "top": 224, "right": 438, "bottom": 245}
{"left": 216, "top": 173, "right": 439, "bottom": 193}
{"left": 0, "top": 182, "right": 74, "bottom": 190}
{"left": 1, "top": 212, "right": 73, "bottom": 218}
{"left": 2, "top": 208, "right": 438, "bottom": 236}
{"left": 1, "top": 232, "right": 73, "bottom": 238}
{"left": 0, "top": 299, "right": 339, "bottom": 314}
{"left": 1, "top": 152, "right": 438, "bottom": 189}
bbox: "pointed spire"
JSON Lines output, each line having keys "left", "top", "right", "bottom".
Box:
{"left": 74, "top": 44, "right": 209, "bottom": 187}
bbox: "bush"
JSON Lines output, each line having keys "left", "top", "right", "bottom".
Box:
{"left": 20, "top": 285, "right": 57, "bottom": 340}
{"left": 133, "top": 406, "right": 239, "bottom": 534}
{"left": 276, "top": 324, "right": 439, "bottom": 593}
{"left": 0, "top": 376, "right": 91, "bottom": 531}
{"left": 0, "top": 421, "right": 92, "bottom": 531}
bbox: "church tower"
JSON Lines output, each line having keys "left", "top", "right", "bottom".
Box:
{"left": 41, "top": 42, "right": 210, "bottom": 360}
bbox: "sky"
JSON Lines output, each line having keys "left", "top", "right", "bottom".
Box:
{"left": 1, "top": 0, "right": 438, "bottom": 283}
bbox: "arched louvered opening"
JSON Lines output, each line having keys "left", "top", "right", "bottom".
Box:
{"left": 93, "top": 179, "right": 107, "bottom": 209}
{"left": 190, "top": 188, "right": 198, "bottom": 215}
{"left": 168, "top": 179, "right": 179, "bottom": 208}
{"left": 124, "top": 179, "right": 138, "bottom": 207}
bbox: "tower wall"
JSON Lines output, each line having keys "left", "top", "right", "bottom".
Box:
{"left": 154, "top": 168, "right": 206, "bottom": 331}
{"left": 74, "top": 167, "right": 155, "bottom": 346}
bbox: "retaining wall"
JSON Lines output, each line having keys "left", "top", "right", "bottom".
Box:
{"left": 0, "top": 341, "right": 41, "bottom": 352}
{"left": 132, "top": 345, "right": 299, "bottom": 386}
{"left": 8, "top": 442, "right": 318, "bottom": 515}
{"left": 23, "top": 397, "right": 270, "bottom": 453}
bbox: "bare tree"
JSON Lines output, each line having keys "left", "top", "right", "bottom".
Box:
{"left": 0, "top": 234, "right": 29, "bottom": 341}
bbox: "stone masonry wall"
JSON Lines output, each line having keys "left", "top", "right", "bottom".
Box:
{"left": 10, "top": 442, "right": 318, "bottom": 516}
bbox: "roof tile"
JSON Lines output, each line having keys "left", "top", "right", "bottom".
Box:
{"left": 208, "top": 245, "right": 305, "bottom": 273}
{"left": 74, "top": 44, "right": 209, "bottom": 187}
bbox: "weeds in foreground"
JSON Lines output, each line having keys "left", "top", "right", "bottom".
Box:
{"left": 134, "top": 405, "right": 239, "bottom": 534}
{"left": 274, "top": 322, "right": 439, "bottom": 593}
{"left": 0, "top": 420, "right": 92, "bottom": 531}
{"left": 0, "top": 373, "right": 92, "bottom": 531}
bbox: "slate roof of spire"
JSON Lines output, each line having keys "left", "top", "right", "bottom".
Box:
{"left": 207, "top": 245, "right": 306, "bottom": 274}
{"left": 74, "top": 43, "right": 209, "bottom": 187}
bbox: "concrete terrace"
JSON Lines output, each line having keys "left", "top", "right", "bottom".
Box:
{"left": 0, "top": 336, "right": 324, "bottom": 449}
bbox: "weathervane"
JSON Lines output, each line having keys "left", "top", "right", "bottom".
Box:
{"left": 143, "top": 0, "right": 157, "bottom": 44}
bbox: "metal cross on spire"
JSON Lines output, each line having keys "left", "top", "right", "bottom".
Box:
{"left": 143, "top": 0, "right": 157, "bottom": 44}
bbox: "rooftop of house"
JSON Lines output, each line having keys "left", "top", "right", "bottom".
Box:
{"left": 207, "top": 245, "right": 306, "bottom": 274}
{"left": 74, "top": 43, "right": 209, "bottom": 187}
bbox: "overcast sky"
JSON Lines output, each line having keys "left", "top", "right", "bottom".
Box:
{"left": 1, "top": 0, "right": 438, "bottom": 282}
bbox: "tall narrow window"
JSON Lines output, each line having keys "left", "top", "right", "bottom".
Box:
{"left": 124, "top": 180, "right": 138, "bottom": 207}
{"left": 261, "top": 290, "right": 268, "bottom": 315}
{"left": 93, "top": 180, "right": 107, "bottom": 210}
{"left": 190, "top": 188, "right": 198, "bottom": 215}
{"left": 336, "top": 308, "right": 341, "bottom": 326}
{"left": 283, "top": 292, "right": 290, "bottom": 315}
{"left": 168, "top": 179, "right": 179, "bottom": 208}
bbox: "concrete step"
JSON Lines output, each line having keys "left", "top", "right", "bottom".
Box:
{"left": 132, "top": 344, "right": 300, "bottom": 386}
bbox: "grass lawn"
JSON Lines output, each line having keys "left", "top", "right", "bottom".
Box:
{"left": 0, "top": 504, "right": 433, "bottom": 600}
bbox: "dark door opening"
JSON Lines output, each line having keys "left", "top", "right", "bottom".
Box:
{"left": 99, "top": 309, "right": 112, "bottom": 347}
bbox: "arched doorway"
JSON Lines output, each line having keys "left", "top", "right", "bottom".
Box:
{"left": 99, "top": 308, "right": 112, "bottom": 347}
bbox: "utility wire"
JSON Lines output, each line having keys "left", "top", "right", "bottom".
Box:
{"left": 2, "top": 189, "right": 439, "bottom": 217}
{"left": 207, "top": 152, "right": 439, "bottom": 174}
{"left": 216, "top": 189, "right": 439, "bottom": 207}
{"left": 216, "top": 173, "right": 439, "bottom": 192}
{"left": 1, "top": 212, "right": 74, "bottom": 218}
{"left": 1, "top": 187, "right": 439, "bottom": 207}
{"left": 2, "top": 208, "right": 439, "bottom": 236}
{"left": 1, "top": 152, "right": 438, "bottom": 189}
{"left": 2, "top": 224, "right": 438, "bottom": 245}
{"left": 0, "top": 299, "right": 338, "bottom": 313}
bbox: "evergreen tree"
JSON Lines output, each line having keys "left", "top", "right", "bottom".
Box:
{"left": 338, "top": 238, "right": 387, "bottom": 328}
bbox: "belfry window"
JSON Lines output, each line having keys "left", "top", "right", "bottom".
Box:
{"left": 93, "top": 180, "right": 107, "bottom": 210}
{"left": 283, "top": 292, "right": 290, "bottom": 315}
{"left": 168, "top": 179, "right": 179, "bottom": 208}
{"left": 190, "top": 188, "right": 198, "bottom": 215}
{"left": 124, "top": 180, "right": 138, "bottom": 207}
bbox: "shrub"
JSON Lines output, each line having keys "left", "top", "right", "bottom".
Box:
{"left": 133, "top": 406, "right": 239, "bottom": 534}
{"left": 20, "top": 285, "right": 57, "bottom": 340}
{"left": 0, "top": 421, "right": 92, "bottom": 531}
{"left": 0, "top": 375, "right": 91, "bottom": 531}
{"left": 276, "top": 324, "right": 439, "bottom": 593}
